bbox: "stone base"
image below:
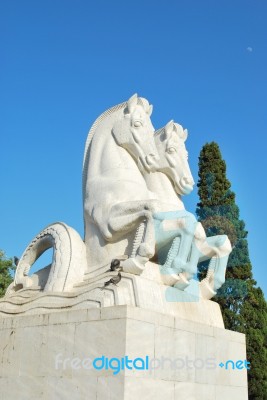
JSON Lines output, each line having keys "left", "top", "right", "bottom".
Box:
{"left": 0, "top": 262, "right": 224, "bottom": 328}
{"left": 0, "top": 305, "right": 248, "bottom": 400}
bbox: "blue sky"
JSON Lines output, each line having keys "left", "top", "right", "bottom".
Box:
{"left": 1, "top": 0, "right": 266, "bottom": 296}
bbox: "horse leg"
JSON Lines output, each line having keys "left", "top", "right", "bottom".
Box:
{"left": 177, "top": 222, "right": 208, "bottom": 281}
{"left": 105, "top": 201, "right": 157, "bottom": 274}
{"left": 160, "top": 218, "right": 201, "bottom": 288}
{"left": 199, "top": 235, "right": 231, "bottom": 300}
{"left": 171, "top": 215, "right": 198, "bottom": 273}
{"left": 175, "top": 235, "right": 204, "bottom": 290}
{"left": 122, "top": 214, "right": 156, "bottom": 275}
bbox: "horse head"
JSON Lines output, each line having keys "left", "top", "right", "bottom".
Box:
{"left": 154, "top": 120, "right": 194, "bottom": 195}
{"left": 112, "top": 94, "right": 159, "bottom": 173}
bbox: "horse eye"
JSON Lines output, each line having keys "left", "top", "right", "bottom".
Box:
{"left": 133, "top": 120, "right": 142, "bottom": 128}
{"left": 167, "top": 147, "right": 176, "bottom": 154}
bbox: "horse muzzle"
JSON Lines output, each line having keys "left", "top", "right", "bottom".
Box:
{"left": 178, "top": 176, "right": 195, "bottom": 195}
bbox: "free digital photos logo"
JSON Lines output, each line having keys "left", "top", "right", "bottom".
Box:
{"left": 55, "top": 354, "right": 250, "bottom": 375}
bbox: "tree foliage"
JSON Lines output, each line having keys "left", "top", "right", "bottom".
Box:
{"left": 196, "top": 142, "right": 267, "bottom": 399}
{"left": 0, "top": 250, "right": 14, "bottom": 297}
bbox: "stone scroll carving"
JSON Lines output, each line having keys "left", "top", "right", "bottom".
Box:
{"left": 6, "top": 94, "right": 232, "bottom": 300}
{"left": 8, "top": 223, "right": 86, "bottom": 294}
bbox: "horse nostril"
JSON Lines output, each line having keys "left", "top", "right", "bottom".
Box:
{"left": 183, "top": 177, "right": 194, "bottom": 186}
{"left": 146, "top": 153, "right": 159, "bottom": 167}
{"left": 149, "top": 152, "right": 160, "bottom": 162}
{"left": 147, "top": 153, "right": 156, "bottom": 162}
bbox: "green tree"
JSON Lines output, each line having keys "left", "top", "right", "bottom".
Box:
{"left": 0, "top": 250, "right": 14, "bottom": 297}
{"left": 196, "top": 142, "right": 267, "bottom": 399}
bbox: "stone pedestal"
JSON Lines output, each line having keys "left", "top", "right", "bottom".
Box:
{"left": 0, "top": 305, "right": 248, "bottom": 400}
{"left": 0, "top": 262, "right": 225, "bottom": 329}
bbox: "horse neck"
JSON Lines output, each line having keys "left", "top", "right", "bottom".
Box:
{"left": 86, "top": 118, "right": 146, "bottom": 185}
{"left": 144, "top": 171, "right": 185, "bottom": 211}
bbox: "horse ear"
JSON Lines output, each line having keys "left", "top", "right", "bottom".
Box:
{"left": 148, "top": 104, "right": 153, "bottom": 116}
{"left": 182, "top": 128, "right": 188, "bottom": 141}
{"left": 165, "top": 120, "right": 174, "bottom": 139}
{"left": 173, "top": 123, "right": 188, "bottom": 141}
{"left": 127, "top": 93, "right": 138, "bottom": 113}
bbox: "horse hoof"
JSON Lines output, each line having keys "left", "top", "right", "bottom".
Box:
{"left": 138, "top": 243, "right": 154, "bottom": 258}
{"left": 160, "top": 266, "right": 180, "bottom": 286}
{"left": 174, "top": 273, "right": 190, "bottom": 290}
{"left": 199, "top": 279, "right": 216, "bottom": 300}
{"left": 121, "top": 257, "right": 146, "bottom": 275}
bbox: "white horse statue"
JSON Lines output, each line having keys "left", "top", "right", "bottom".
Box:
{"left": 7, "top": 94, "right": 161, "bottom": 294}
{"left": 82, "top": 94, "right": 160, "bottom": 273}
{"left": 150, "top": 121, "right": 232, "bottom": 298}
{"left": 6, "top": 95, "right": 231, "bottom": 302}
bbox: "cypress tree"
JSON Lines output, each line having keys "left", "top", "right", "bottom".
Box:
{"left": 0, "top": 250, "right": 14, "bottom": 297}
{"left": 196, "top": 142, "right": 267, "bottom": 399}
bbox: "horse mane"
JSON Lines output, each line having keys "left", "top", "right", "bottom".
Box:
{"left": 154, "top": 127, "right": 165, "bottom": 139}
{"left": 82, "top": 101, "right": 126, "bottom": 200}
{"left": 83, "top": 102, "right": 126, "bottom": 166}
{"left": 82, "top": 96, "right": 150, "bottom": 200}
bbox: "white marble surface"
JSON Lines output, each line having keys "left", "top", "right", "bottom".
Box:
{"left": 0, "top": 305, "right": 248, "bottom": 399}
